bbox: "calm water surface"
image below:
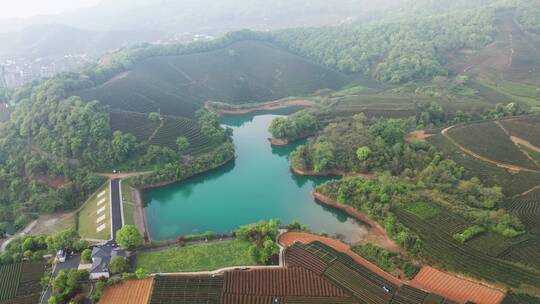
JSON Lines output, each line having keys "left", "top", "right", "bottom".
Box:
{"left": 144, "top": 110, "right": 366, "bottom": 242}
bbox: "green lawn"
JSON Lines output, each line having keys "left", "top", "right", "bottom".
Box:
{"left": 78, "top": 182, "right": 111, "bottom": 240}
{"left": 120, "top": 180, "right": 135, "bottom": 226}
{"left": 135, "top": 240, "right": 256, "bottom": 273}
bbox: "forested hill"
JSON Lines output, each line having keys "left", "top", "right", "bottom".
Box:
{"left": 273, "top": 7, "right": 495, "bottom": 83}
{"left": 272, "top": 1, "right": 540, "bottom": 85}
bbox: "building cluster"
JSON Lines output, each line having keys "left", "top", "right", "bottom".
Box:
{"left": 0, "top": 55, "right": 92, "bottom": 88}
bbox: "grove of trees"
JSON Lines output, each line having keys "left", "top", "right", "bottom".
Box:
{"left": 273, "top": 8, "right": 494, "bottom": 83}
{"left": 268, "top": 110, "right": 316, "bottom": 140}
{"left": 236, "top": 219, "right": 281, "bottom": 265}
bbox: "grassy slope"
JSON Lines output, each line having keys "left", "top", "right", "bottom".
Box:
{"left": 121, "top": 180, "right": 135, "bottom": 227}
{"left": 78, "top": 182, "right": 111, "bottom": 240}
{"left": 135, "top": 240, "right": 255, "bottom": 272}
{"left": 77, "top": 40, "right": 350, "bottom": 118}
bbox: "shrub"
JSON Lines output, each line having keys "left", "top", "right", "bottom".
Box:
{"left": 453, "top": 226, "right": 485, "bottom": 243}
{"left": 402, "top": 262, "right": 420, "bottom": 279}
{"left": 81, "top": 249, "right": 92, "bottom": 264}
{"left": 135, "top": 268, "right": 147, "bottom": 279}
{"left": 109, "top": 256, "right": 129, "bottom": 274}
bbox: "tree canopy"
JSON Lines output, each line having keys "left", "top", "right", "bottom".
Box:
{"left": 116, "top": 225, "right": 144, "bottom": 250}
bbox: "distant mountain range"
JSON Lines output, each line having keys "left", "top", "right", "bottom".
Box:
{"left": 0, "top": 0, "right": 402, "bottom": 34}
{"left": 0, "top": 24, "right": 161, "bottom": 59}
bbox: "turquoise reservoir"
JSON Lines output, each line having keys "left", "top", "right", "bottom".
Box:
{"left": 144, "top": 111, "right": 366, "bottom": 242}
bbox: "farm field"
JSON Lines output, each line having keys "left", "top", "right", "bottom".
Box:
{"left": 77, "top": 40, "right": 350, "bottom": 118}
{"left": 447, "top": 121, "right": 540, "bottom": 171}
{"left": 135, "top": 240, "right": 255, "bottom": 273}
{"left": 329, "top": 94, "right": 418, "bottom": 119}
{"left": 501, "top": 292, "right": 540, "bottom": 304}
{"left": 77, "top": 182, "right": 111, "bottom": 240}
{"left": 148, "top": 116, "right": 214, "bottom": 154}
{"left": 394, "top": 208, "right": 540, "bottom": 289}
{"left": 100, "top": 278, "right": 154, "bottom": 304}
{"left": 466, "top": 232, "right": 530, "bottom": 258}
{"left": 0, "top": 262, "right": 45, "bottom": 304}
{"left": 427, "top": 134, "right": 540, "bottom": 196}
{"left": 110, "top": 111, "right": 216, "bottom": 155}
{"left": 149, "top": 275, "right": 224, "bottom": 304}
{"left": 499, "top": 116, "right": 540, "bottom": 148}
{"left": 504, "top": 189, "right": 540, "bottom": 235}
{"left": 410, "top": 266, "right": 506, "bottom": 304}
{"left": 109, "top": 110, "right": 161, "bottom": 142}
{"left": 498, "top": 237, "right": 540, "bottom": 271}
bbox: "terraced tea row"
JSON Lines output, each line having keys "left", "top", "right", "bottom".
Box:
{"left": 110, "top": 110, "right": 161, "bottom": 142}
{"left": 0, "top": 262, "right": 45, "bottom": 304}
{"left": 498, "top": 237, "right": 540, "bottom": 270}
{"left": 78, "top": 40, "right": 349, "bottom": 118}
{"left": 0, "top": 264, "right": 21, "bottom": 301}
{"left": 427, "top": 134, "right": 540, "bottom": 196}
{"left": 395, "top": 209, "right": 540, "bottom": 288}
{"left": 150, "top": 275, "right": 224, "bottom": 304}
{"left": 110, "top": 110, "right": 216, "bottom": 155}
{"left": 446, "top": 121, "right": 540, "bottom": 171}
{"left": 505, "top": 189, "right": 540, "bottom": 234}
{"left": 499, "top": 116, "right": 540, "bottom": 148}
{"left": 148, "top": 116, "right": 214, "bottom": 154}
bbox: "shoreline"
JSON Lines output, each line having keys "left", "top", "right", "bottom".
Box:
{"left": 269, "top": 137, "right": 289, "bottom": 146}
{"left": 131, "top": 155, "right": 236, "bottom": 241}
{"left": 205, "top": 99, "right": 315, "bottom": 115}
{"left": 136, "top": 155, "right": 235, "bottom": 191}
{"left": 132, "top": 186, "right": 150, "bottom": 241}
{"left": 269, "top": 132, "right": 315, "bottom": 147}
{"left": 291, "top": 166, "right": 375, "bottom": 179}
{"left": 312, "top": 191, "right": 399, "bottom": 252}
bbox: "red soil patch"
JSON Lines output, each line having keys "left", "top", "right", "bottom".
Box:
{"left": 31, "top": 175, "right": 68, "bottom": 188}
{"left": 279, "top": 232, "right": 403, "bottom": 287}
{"left": 410, "top": 266, "right": 506, "bottom": 304}
{"left": 405, "top": 130, "right": 432, "bottom": 143}
{"left": 99, "top": 278, "right": 154, "bottom": 304}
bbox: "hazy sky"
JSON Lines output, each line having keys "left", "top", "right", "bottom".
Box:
{"left": 0, "top": 0, "right": 102, "bottom": 18}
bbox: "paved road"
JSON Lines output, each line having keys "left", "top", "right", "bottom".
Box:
{"left": 110, "top": 179, "right": 123, "bottom": 240}
{"left": 40, "top": 253, "right": 81, "bottom": 304}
